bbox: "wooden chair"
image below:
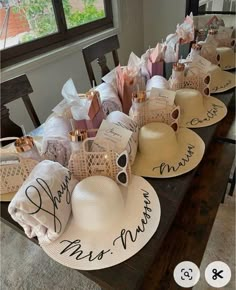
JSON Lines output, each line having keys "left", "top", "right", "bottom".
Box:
{"left": 82, "top": 35, "right": 120, "bottom": 86}
{"left": 214, "top": 96, "right": 236, "bottom": 201}
{"left": 1, "top": 74, "right": 41, "bottom": 142}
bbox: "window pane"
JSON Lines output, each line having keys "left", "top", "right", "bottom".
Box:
{"left": 0, "top": 0, "right": 58, "bottom": 50}
{"left": 63, "top": 0, "right": 105, "bottom": 29}
{"left": 198, "top": 0, "right": 236, "bottom": 12}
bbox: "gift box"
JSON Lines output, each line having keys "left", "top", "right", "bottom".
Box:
{"left": 147, "top": 59, "right": 164, "bottom": 77}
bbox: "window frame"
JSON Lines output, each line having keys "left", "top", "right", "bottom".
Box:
{"left": 1, "top": 0, "right": 113, "bottom": 68}
{"left": 185, "top": 0, "right": 236, "bottom": 15}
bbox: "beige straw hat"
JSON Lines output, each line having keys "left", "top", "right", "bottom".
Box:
{"left": 175, "top": 88, "right": 227, "bottom": 128}
{"left": 207, "top": 64, "right": 235, "bottom": 93}
{"left": 132, "top": 122, "right": 205, "bottom": 178}
{"left": 42, "top": 175, "right": 161, "bottom": 270}
{"left": 216, "top": 46, "right": 236, "bottom": 70}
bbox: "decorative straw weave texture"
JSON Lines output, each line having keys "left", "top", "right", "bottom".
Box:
{"left": 169, "top": 73, "right": 211, "bottom": 97}
{"left": 130, "top": 103, "right": 179, "bottom": 128}
{"left": 0, "top": 157, "right": 38, "bottom": 194}
{"left": 68, "top": 139, "right": 131, "bottom": 183}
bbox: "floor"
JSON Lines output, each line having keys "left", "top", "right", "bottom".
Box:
{"left": 0, "top": 193, "right": 235, "bottom": 290}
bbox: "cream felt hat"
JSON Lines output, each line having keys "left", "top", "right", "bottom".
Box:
{"left": 207, "top": 64, "right": 236, "bottom": 93}
{"left": 41, "top": 175, "right": 161, "bottom": 270}
{"left": 216, "top": 46, "right": 236, "bottom": 71}
{"left": 132, "top": 122, "right": 205, "bottom": 178}
{"left": 186, "top": 50, "right": 235, "bottom": 94}
{"left": 175, "top": 89, "right": 227, "bottom": 128}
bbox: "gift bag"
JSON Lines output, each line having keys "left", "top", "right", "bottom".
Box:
{"left": 147, "top": 43, "right": 166, "bottom": 77}
{"left": 116, "top": 65, "right": 136, "bottom": 114}
{"left": 74, "top": 91, "right": 105, "bottom": 130}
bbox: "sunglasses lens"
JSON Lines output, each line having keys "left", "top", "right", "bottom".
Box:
{"left": 204, "top": 75, "right": 210, "bottom": 84}
{"left": 118, "top": 172, "right": 127, "bottom": 184}
{"left": 117, "top": 154, "right": 127, "bottom": 168}
{"left": 204, "top": 87, "right": 210, "bottom": 96}
{"left": 171, "top": 108, "right": 179, "bottom": 119}
{"left": 171, "top": 122, "right": 178, "bottom": 132}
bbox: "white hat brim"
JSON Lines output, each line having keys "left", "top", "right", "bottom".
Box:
{"left": 210, "top": 70, "right": 235, "bottom": 93}
{"left": 132, "top": 128, "right": 205, "bottom": 178}
{"left": 41, "top": 175, "right": 161, "bottom": 270}
{"left": 179, "top": 96, "right": 227, "bottom": 128}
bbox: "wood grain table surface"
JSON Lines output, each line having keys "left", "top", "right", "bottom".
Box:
{"left": 0, "top": 87, "right": 235, "bottom": 290}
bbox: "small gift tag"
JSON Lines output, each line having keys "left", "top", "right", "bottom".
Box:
{"left": 188, "top": 55, "right": 211, "bottom": 74}
{"left": 149, "top": 88, "right": 175, "bottom": 106}
{"left": 91, "top": 120, "right": 132, "bottom": 153}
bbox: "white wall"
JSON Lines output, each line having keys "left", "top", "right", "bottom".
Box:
{"left": 143, "top": 0, "right": 186, "bottom": 49}
{"left": 2, "top": 0, "right": 187, "bottom": 133}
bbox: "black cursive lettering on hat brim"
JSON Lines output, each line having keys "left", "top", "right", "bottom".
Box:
{"left": 212, "top": 79, "right": 231, "bottom": 92}
{"left": 112, "top": 190, "right": 152, "bottom": 250}
{"left": 186, "top": 103, "right": 224, "bottom": 126}
{"left": 60, "top": 239, "right": 111, "bottom": 261}
{"left": 58, "top": 189, "right": 153, "bottom": 263}
{"left": 152, "top": 144, "right": 195, "bottom": 175}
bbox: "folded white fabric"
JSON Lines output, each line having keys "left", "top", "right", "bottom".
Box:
{"left": 95, "top": 82, "right": 122, "bottom": 116}
{"left": 8, "top": 160, "right": 78, "bottom": 245}
{"left": 146, "top": 75, "right": 170, "bottom": 91}
{"left": 41, "top": 116, "right": 72, "bottom": 167}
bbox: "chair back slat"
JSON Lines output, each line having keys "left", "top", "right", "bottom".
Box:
{"left": 1, "top": 74, "right": 41, "bottom": 141}
{"left": 82, "top": 35, "right": 120, "bottom": 86}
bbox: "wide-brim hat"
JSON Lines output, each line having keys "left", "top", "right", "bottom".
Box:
{"left": 208, "top": 64, "right": 235, "bottom": 93}
{"left": 41, "top": 175, "right": 161, "bottom": 270}
{"left": 132, "top": 122, "right": 205, "bottom": 178}
{"left": 175, "top": 89, "right": 227, "bottom": 128}
{"left": 216, "top": 46, "right": 236, "bottom": 71}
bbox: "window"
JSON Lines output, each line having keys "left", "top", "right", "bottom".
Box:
{"left": 0, "top": 0, "right": 113, "bottom": 68}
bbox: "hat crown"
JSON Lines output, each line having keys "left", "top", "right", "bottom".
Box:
{"left": 138, "top": 122, "right": 178, "bottom": 159}
{"left": 71, "top": 176, "right": 124, "bottom": 232}
{"left": 175, "top": 89, "right": 205, "bottom": 117}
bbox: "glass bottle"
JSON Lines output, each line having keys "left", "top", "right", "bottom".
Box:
{"left": 14, "top": 136, "right": 41, "bottom": 161}
{"left": 69, "top": 129, "right": 88, "bottom": 153}
{"left": 190, "top": 43, "right": 202, "bottom": 58}
{"left": 172, "top": 62, "right": 185, "bottom": 83}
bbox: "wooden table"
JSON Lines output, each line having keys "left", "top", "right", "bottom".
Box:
{"left": 1, "top": 88, "right": 235, "bottom": 290}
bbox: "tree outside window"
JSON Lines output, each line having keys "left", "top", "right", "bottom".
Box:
{"left": 0, "top": 0, "right": 112, "bottom": 67}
